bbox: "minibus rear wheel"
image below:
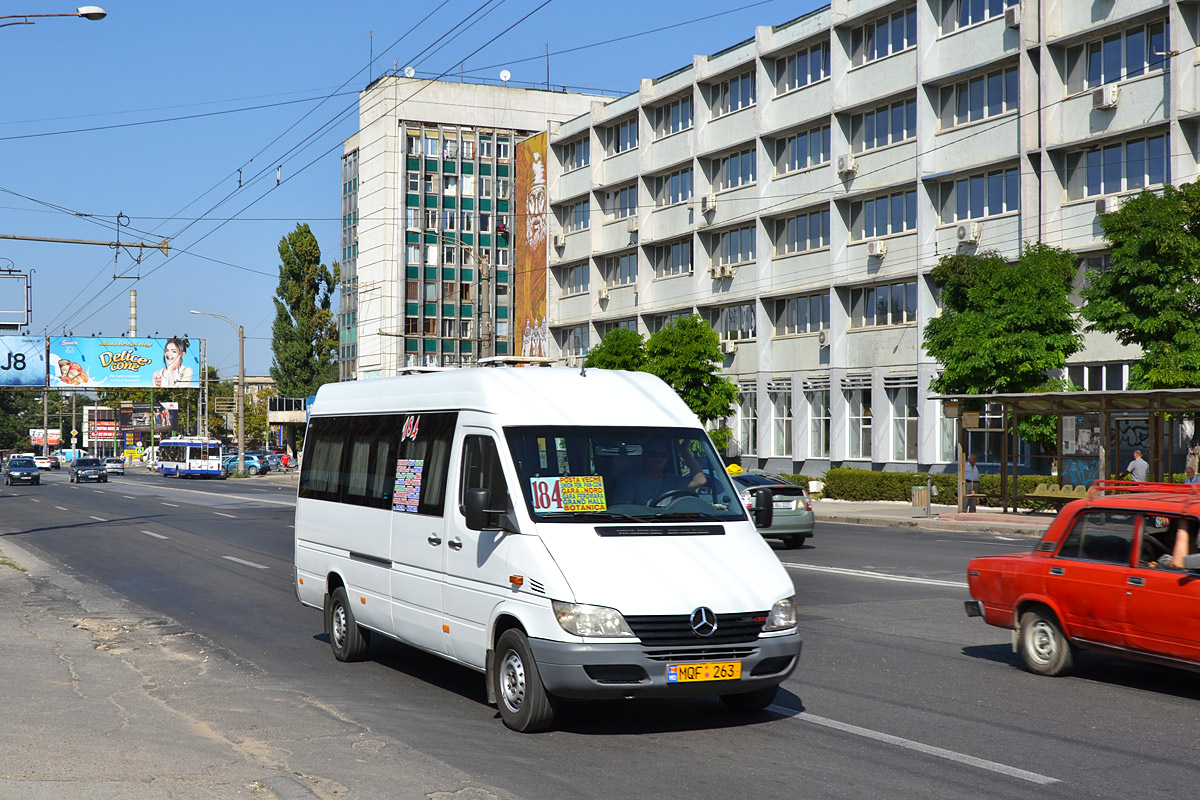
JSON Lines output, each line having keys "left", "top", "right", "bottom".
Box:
{"left": 328, "top": 587, "right": 370, "bottom": 662}
{"left": 493, "top": 629, "right": 557, "bottom": 733}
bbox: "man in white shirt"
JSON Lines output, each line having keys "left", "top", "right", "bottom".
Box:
{"left": 1126, "top": 450, "right": 1149, "bottom": 482}
{"left": 963, "top": 454, "right": 981, "bottom": 513}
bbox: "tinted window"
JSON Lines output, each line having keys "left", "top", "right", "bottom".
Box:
{"left": 76, "top": 459, "right": 102, "bottom": 467}
{"left": 1057, "top": 510, "right": 1135, "bottom": 565}
{"left": 734, "top": 474, "right": 776, "bottom": 487}
{"left": 9, "top": 459, "right": 34, "bottom": 468}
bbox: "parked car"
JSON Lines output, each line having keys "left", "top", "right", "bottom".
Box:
{"left": 103, "top": 457, "right": 125, "bottom": 475}
{"left": 69, "top": 457, "right": 109, "bottom": 483}
{"left": 221, "top": 454, "right": 269, "bottom": 476}
{"left": 266, "top": 453, "right": 285, "bottom": 472}
{"left": 33, "top": 455, "right": 52, "bottom": 470}
{"left": 965, "top": 480, "right": 1200, "bottom": 677}
{"left": 730, "top": 471, "right": 813, "bottom": 549}
{"left": 4, "top": 457, "right": 41, "bottom": 486}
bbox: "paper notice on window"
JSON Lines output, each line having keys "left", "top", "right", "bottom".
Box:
{"left": 530, "top": 475, "right": 607, "bottom": 512}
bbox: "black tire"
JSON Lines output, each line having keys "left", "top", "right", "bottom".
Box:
{"left": 327, "top": 587, "right": 370, "bottom": 662}
{"left": 33, "top": 477, "right": 40, "bottom": 486}
{"left": 720, "top": 685, "right": 779, "bottom": 712}
{"left": 248, "top": 466, "right": 259, "bottom": 476}
{"left": 782, "top": 535, "right": 808, "bottom": 549}
{"left": 1018, "top": 609, "right": 1075, "bottom": 676}
{"left": 492, "top": 629, "right": 557, "bottom": 732}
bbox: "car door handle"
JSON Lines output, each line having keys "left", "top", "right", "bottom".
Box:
{"left": 1049, "top": 566, "right": 1065, "bottom": 576}
{"left": 1128, "top": 576, "right": 1145, "bottom": 587}
{"left": 448, "top": 537, "right": 463, "bottom": 551}
{"left": 427, "top": 535, "right": 442, "bottom": 547}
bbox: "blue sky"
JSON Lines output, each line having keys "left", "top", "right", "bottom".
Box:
{"left": 1, "top": 0, "right": 812, "bottom": 378}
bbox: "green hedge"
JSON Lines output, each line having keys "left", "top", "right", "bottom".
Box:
{"left": 789, "top": 468, "right": 1061, "bottom": 509}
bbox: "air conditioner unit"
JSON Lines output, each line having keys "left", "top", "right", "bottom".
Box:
{"left": 1004, "top": 4, "right": 1020, "bottom": 28}
{"left": 1093, "top": 85, "right": 1119, "bottom": 110}
{"left": 597, "top": 286, "right": 609, "bottom": 301}
{"left": 837, "top": 154, "right": 858, "bottom": 176}
{"left": 700, "top": 193, "right": 718, "bottom": 213}
{"left": 956, "top": 222, "right": 983, "bottom": 244}
{"left": 721, "top": 341, "right": 738, "bottom": 355}
{"left": 866, "top": 240, "right": 888, "bottom": 258}
{"left": 626, "top": 215, "right": 639, "bottom": 233}
{"left": 817, "top": 329, "right": 829, "bottom": 346}
{"left": 1096, "top": 196, "right": 1122, "bottom": 215}
{"left": 552, "top": 232, "right": 565, "bottom": 249}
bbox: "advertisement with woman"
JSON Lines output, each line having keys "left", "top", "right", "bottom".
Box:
{"left": 48, "top": 336, "right": 200, "bottom": 389}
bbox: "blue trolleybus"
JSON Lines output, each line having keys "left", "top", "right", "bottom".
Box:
{"left": 157, "top": 437, "right": 224, "bottom": 478}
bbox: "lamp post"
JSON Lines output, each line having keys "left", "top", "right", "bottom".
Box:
{"left": 189, "top": 310, "right": 243, "bottom": 477}
{"left": 0, "top": 6, "right": 106, "bottom": 28}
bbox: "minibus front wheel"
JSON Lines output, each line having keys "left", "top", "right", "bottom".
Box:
{"left": 328, "top": 587, "right": 370, "bottom": 662}
{"left": 492, "top": 629, "right": 557, "bottom": 733}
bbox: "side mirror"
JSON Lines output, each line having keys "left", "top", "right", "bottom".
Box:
{"left": 753, "top": 487, "right": 774, "bottom": 528}
{"left": 464, "top": 488, "right": 490, "bottom": 531}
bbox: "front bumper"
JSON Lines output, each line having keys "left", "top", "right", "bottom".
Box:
{"left": 75, "top": 472, "right": 107, "bottom": 482}
{"left": 529, "top": 631, "right": 802, "bottom": 700}
{"left": 7, "top": 472, "right": 37, "bottom": 483}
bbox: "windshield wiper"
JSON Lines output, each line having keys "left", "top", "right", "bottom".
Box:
{"left": 542, "top": 510, "right": 646, "bottom": 522}
{"left": 644, "top": 511, "right": 726, "bottom": 522}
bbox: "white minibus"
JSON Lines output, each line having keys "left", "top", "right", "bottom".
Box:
{"left": 293, "top": 367, "right": 801, "bottom": 731}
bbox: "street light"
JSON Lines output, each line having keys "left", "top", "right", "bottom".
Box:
{"left": 189, "top": 310, "right": 244, "bottom": 478}
{"left": 0, "top": 6, "right": 106, "bottom": 28}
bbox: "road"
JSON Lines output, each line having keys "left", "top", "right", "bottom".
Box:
{"left": 3, "top": 469, "right": 1198, "bottom": 799}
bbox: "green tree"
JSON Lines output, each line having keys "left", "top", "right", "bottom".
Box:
{"left": 269, "top": 223, "right": 339, "bottom": 397}
{"left": 1081, "top": 183, "right": 1200, "bottom": 389}
{"left": 0, "top": 391, "right": 39, "bottom": 451}
{"left": 923, "top": 243, "right": 1082, "bottom": 449}
{"left": 584, "top": 328, "right": 647, "bottom": 370}
{"left": 644, "top": 316, "right": 739, "bottom": 451}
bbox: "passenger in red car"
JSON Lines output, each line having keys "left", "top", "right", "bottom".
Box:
{"left": 1162, "top": 517, "right": 1200, "bottom": 570}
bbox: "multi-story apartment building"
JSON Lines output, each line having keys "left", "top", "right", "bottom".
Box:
{"left": 340, "top": 77, "right": 606, "bottom": 380}
{"left": 546, "top": 0, "right": 1188, "bottom": 475}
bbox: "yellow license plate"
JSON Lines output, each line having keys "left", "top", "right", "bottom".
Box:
{"left": 666, "top": 661, "right": 742, "bottom": 683}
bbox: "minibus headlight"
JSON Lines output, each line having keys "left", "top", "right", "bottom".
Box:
{"left": 551, "top": 601, "right": 635, "bottom": 637}
{"left": 763, "top": 596, "right": 797, "bottom": 632}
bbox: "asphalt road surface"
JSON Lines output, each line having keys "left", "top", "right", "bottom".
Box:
{"left": 3, "top": 470, "right": 1198, "bottom": 799}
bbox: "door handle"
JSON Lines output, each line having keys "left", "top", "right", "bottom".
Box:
{"left": 427, "top": 535, "right": 442, "bottom": 546}
{"left": 1128, "top": 576, "right": 1145, "bottom": 587}
{"left": 1049, "top": 566, "right": 1064, "bottom": 576}
{"left": 448, "top": 537, "right": 463, "bottom": 551}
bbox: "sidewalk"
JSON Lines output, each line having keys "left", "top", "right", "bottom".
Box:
{"left": 811, "top": 498, "right": 1055, "bottom": 537}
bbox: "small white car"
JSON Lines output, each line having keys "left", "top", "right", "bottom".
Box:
{"left": 32, "top": 455, "right": 51, "bottom": 470}
{"left": 103, "top": 457, "right": 125, "bottom": 475}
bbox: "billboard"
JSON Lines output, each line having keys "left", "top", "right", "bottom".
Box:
{"left": 49, "top": 336, "right": 199, "bottom": 389}
{"left": 119, "top": 402, "right": 179, "bottom": 433}
{"left": 29, "top": 429, "right": 62, "bottom": 446}
{"left": 0, "top": 336, "right": 47, "bottom": 387}
{"left": 514, "top": 132, "right": 549, "bottom": 357}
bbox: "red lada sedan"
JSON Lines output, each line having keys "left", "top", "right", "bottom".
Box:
{"left": 965, "top": 481, "right": 1200, "bottom": 677}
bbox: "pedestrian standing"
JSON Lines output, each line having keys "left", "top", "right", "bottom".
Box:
{"left": 1126, "top": 450, "right": 1149, "bottom": 482}
{"left": 964, "top": 453, "right": 981, "bottom": 513}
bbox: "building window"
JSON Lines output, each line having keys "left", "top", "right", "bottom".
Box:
{"left": 443, "top": 135, "right": 460, "bottom": 160}
{"left": 406, "top": 207, "right": 420, "bottom": 231}
{"left": 479, "top": 137, "right": 493, "bottom": 159}
{"left": 562, "top": 198, "right": 591, "bottom": 233}
{"left": 605, "top": 117, "right": 638, "bottom": 156}
{"left": 938, "top": 165, "right": 1020, "bottom": 222}
{"left": 653, "top": 95, "right": 693, "bottom": 138}
{"left": 807, "top": 389, "right": 830, "bottom": 458}
{"left": 654, "top": 239, "right": 693, "bottom": 277}
{"left": 739, "top": 386, "right": 758, "bottom": 457}
{"left": 496, "top": 138, "right": 511, "bottom": 160}
{"left": 889, "top": 385, "right": 918, "bottom": 461}
{"left": 598, "top": 318, "right": 637, "bottom": 338}
{"left": 425, "top": 135, "right": 439, "bottom": 157}
{"left": 710, "top": 302, "right": 756, "bottom": 341}
{"left": 653, "top": 167, "right": 693, "bottom": 207}
{"left": 770, "top": 385, "right": 792, "bottom": 457}
{"left": 851, "top": 7, "right": 916, "bottom": 67}
{"left": 711, "top": 70, "right": 756, "bottom": 117}
{"left": 461, "top": 138, "right": 475, "bottom": 159}
{"left": 605, "top": 183, "right": 638, "bottom": 220}
{"left": 1065, "top": 133, "right": 1168, "bottom": 200}
{"left": 425, "top": 209, "right": 439, "bottom": 230}
{"left": 850, "top": 280, "right": 918, "bottom": 328}
{"left": 407, "top": 172, "right": 420, "bottom": 193}
{"left": 848, "top": 388, "right": 872, "bottom": 460}
{"left": 480, "top": 176, "right": 493, "bottom": 198}
{"left": 714, "top": 225, "right": 757, "bottom": 267}
{"left": 406, "top": 244, "right": 420, "bottom": 264}
{"left": 712, "top": 147, "right": 757, "bottom": 192}
{"left": 461, "top": 211, "right": 474, "bottom": 232}
{"left": 1067, "top": 362, "right": 1129, "bottom": 391}
{"left": 497, "top": 177, "right": 511, "bottom": 199}
{"left": 940, "top": 0, "right": 1018, "bottom": 33}
{"left": 424, "top": 173, "right": 439, "bottom": 194}
{"left": 443, "top": 246, "right": 457, "bottom": 265}
{"left": 646, "top": 310, "right": 690, "bottom": 333}
{"left": 560, "top": 137, "right": 590, "bottom": 172}
{"left": 939, "top": 400, "right": 957, "bottom": 463}
{"left": 442, "top": 209, "right": 457, "bottom": 231}
{"left": 850, "top": 98, "right": 917, "bottom": 153}
{"left": 605, "top": 251, "right": 638, "bottom": 287}
{"left": 557, "top": 262, "right": 589, "bottom": 297}
{"left": 849, "top": 189, "right": 917, "bottom": 240}
{"left": 407, "top": 135, "right": 421, "bottom": 155}
{"left": 775, "top": 124, "right": 831, "bottom": 175}
{"left": 462, "top": 174, "right": 475, "bottom": 197}
{"left": 774, "top": 209, "right": 831, "bottom": 256}
{"left": 939, "top": 66, "right": 1018, "bottom": 130}
{"left": 775, "top": 41, "right": 830, "bottom": 94}
{"left": 1065, "top": 20, "right": 1169, "bottom": 94}
{"left": 560, "top": 325, "right": 590, "bottom": 356}
{"left": 774, "top": 293, "right": 830, "bottom": 335}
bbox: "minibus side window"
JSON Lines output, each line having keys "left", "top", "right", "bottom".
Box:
{"left": 344, "top": 415, "right": 401, "bottom": 509}
{"left": 299, "top": 416, "right": 351, "bottom": 502}
{"left": 397, "top": 412, "right": 457, "bottom": 516}
{"left": 460, "top": 435, "right": 511, "bottom": 513}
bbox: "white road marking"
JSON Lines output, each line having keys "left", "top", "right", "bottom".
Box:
{"left": 93, "top": 490, "right": 104, "bottom": 493}
{"left": 123, "top": 495, "right": 136, "bottom": 500}
{"left": 223, "top": 556, "right": 267, "bottom": 570}
{"left": 770, "top": 707, "right": 1058, "bottom": 785}
{"left": 214, "top": 512, "right": 237, "bottom": 518}
{"left": 161, "top": 503, "right": 179, "bottom": 507}
{"left": 141, "top": 530, "right": 168, "bottom": 540}
{"left": 783, "top": 562, "right": 967, "bottom": 588}
{"left": 55, "top": 506, "right": 68, "bottom": 511}
{"left": 88, "top": 515, "right": 105, "bottom": 522}
{"left": 29, "top": 498, "right": 40, "bottom": 503}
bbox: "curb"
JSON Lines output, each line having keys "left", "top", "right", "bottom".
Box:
{"left": 815, "top": 513, "right": 1049, "bottom": 537}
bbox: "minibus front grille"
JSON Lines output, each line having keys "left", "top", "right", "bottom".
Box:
{"left": 643, "top": 647, "right": 757, "bottom": 662}
{"left": 625, "top": 612, "right": 767, "bottom": 646}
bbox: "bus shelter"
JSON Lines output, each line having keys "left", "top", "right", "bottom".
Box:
{"left": 936, "top": 388, "right": 1200, "bottom": 513}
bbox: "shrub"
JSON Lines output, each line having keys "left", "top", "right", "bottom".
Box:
{"left": 816, "top": 467, "right": 1058, "bottom": 508}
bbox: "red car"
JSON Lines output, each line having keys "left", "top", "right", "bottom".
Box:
{"left": 965, "top": 481, "right": 1200, "bottom": 677}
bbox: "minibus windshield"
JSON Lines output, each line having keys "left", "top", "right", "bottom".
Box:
{"left": 504, "top": 426, "right": 745, "bottom": 523}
